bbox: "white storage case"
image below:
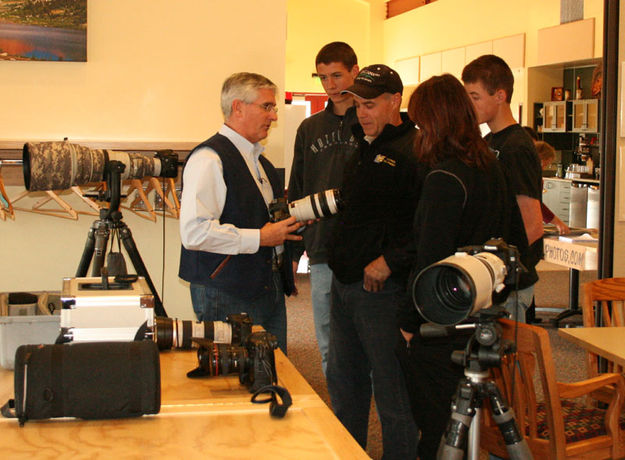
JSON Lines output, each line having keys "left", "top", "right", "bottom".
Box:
{"left": 60, "top": 276, "right": 154, "bottom": 342}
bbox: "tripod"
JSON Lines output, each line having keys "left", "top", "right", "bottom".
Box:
{"left": 437, "top": 311, "right": 532, "bottom": 460}
{"left": 75, "top": 161, "right": 168, "bottom": 317}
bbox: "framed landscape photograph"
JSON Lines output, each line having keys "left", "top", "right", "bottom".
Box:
{"left": 0, "top": 0, "right": 87, "bottom": 62}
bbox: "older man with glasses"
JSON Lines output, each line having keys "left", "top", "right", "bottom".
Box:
{"left": 179, "top": 72, "right": 302, "bottom": 353}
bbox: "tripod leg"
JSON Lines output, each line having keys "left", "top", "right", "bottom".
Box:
{"left": 118, "top": 222, "right": 168, "bottom": 317}
{"left": 91, "top": 220, "right": 111, "bottom": 277}
{"left": 486, "top": 381, "right": 533, "bottom": 460}
{"left": 76, "top": 223, "right": 97, "bottom": 277}
{"left": 437, "top": 378, "right": 478, "bottom": 460}
{"left": 76, "top": 219, "right": 109, "bottom": 277}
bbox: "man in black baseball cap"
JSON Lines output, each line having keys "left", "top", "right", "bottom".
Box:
{"left": 342, "top": 64, "right": 403, "bottom": 99}
{"left": 341, "top": 64, "right": 404, "bottom": 139}
{"left": 326, "top": 64, "right": 421, "bottom": 458}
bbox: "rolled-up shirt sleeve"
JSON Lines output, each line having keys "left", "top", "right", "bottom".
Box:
{"left": 179, "top": 147, "right": 260, "bottom": 255}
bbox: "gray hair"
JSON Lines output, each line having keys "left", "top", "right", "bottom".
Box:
{"left": 221, "top": 72, "right": 277, "bottom": 119}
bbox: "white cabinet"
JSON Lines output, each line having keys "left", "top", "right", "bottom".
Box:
{"left": 571, "top": 99, "right": 599, "bottom": 133}
{"left": 542, "top": 101, "right": 568, "bottom": 132}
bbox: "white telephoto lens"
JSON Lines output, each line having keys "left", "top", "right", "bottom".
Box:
{"left": 289, "top": 189, "right": 340, "bottom": 222}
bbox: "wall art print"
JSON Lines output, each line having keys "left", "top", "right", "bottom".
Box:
{"left": 0, "top": 0, "right": 86, "bottom": 62}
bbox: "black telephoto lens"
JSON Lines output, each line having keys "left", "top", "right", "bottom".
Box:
{"left": 197, "top": 343, "right": 248, "bottom": 376}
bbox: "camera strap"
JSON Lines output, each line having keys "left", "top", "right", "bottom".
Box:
{"left": 251, "top": 384, "right": 292, "bottom": 418}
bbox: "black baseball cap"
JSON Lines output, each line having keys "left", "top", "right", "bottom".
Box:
{"left": 342, "top": 64, "right": 403, "bottom": 99}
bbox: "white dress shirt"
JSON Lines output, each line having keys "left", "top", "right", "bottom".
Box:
{"left": 179, "top": 124, "right": 275, "bottom": 255}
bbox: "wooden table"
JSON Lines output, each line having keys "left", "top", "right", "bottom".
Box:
{"left": 558, "top": 327, "right": 625, "bottom": 367}
{"left": 0, "top": 347, "right": 368, "bottom": 459}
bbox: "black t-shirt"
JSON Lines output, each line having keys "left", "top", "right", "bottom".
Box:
{"left": 486, "top": 124, "right": 543, "bottom": 289}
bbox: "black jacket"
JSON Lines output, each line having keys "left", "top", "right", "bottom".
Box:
{"left": 328, "top": 113, "right": 423, "bottom": 284}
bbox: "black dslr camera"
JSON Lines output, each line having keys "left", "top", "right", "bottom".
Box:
{"left": 187, "top": 331, "right": 278, "bottom": 393}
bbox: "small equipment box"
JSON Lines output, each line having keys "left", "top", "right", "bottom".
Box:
{"left": 60, "top": 276, "right": 154, "bottom": 343}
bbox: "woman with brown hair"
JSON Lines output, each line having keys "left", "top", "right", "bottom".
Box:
{"left": 396, "top": 74, "right": 524, "bottom": 459}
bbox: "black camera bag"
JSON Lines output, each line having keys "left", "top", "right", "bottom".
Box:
{"left": 3, "top": 341, "right": 160, "bottom": 425}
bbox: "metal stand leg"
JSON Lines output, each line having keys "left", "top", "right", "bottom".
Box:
{"left": 551, "top": 268, "right": 582, "bottom": 327}
{"left": 118, "top": 223, "right": 166, "bottom": 317}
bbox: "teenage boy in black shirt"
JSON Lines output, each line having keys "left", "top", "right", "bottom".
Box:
{"left": 462, "top": 54, "right": 543, "bottom": 322}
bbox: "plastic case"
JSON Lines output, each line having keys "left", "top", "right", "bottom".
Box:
{"left": 60, "top": 276, "right": 154, "bottom": 342}
{"left": 0, "top": 315, "right": 60, "bottom": 369}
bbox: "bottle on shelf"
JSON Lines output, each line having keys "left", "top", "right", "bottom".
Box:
{"left": 575, "top": 76, "right": 583, "bottom": 100}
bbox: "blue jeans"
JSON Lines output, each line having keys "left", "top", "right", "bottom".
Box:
{"left": 310, "top": 263, "right": 332, "bottom": 376}
{"left": 190, "top": 271, "right": 287, "bottom": 353}
{"left": 327, "top": 276, "right": 419, "bottom": 460}
{"left": 502, "top": 284, "right": 535, "bottom": 323}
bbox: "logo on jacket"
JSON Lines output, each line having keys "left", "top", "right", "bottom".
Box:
{"left": 310, "top": 130, "right": 358, "bottom": 154}
{"left": 374, "top": 154, "right": 396, "bottom": 167}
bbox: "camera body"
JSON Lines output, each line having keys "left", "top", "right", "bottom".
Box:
{"left": 189, "top": 331, "right": 278, "bottom": 393}
{"left": 268, "top": 197, "right": 290, "bottom": 223}
{"left": 455, "top": 238, "right": 522, "bottom": 288}
{"left": 154, "top": 149, "right": 180, "bottom": 179}
{"left": 240, "top": 331, "right": 279, "bottom": 391}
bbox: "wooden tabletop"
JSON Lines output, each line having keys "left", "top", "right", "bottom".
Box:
{"left": 0, "top": 347, "right": 368, "bottom": 459}
{"left": 558, "top": 327, "right": 625, "bottom": 367}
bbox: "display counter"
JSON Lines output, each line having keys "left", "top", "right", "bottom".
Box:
{"left": 543, "top": 235, "right": 598, "bottom": 326}
{"left": 0, "top": 347, "right": 368, "bottom": 459}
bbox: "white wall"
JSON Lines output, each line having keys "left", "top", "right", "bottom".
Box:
{"left": 0, "top": 0, "right": 288, "bottom": 320}
{"left": 0, "top": 0, "right": 287, "bottom": 165}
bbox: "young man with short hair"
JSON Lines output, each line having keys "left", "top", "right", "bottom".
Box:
{"left": 462, "top": 55, "right": 543, "bottom": 322}
{"left": 287, "top": 42, "right": 359, "bottom": 374}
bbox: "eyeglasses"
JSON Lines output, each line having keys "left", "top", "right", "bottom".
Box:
{"left": 249, "top": 102, "right": 278, "bottom": 113}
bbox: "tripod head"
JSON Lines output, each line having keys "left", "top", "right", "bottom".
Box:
{"left": 437, "top": 307, "right": 532, "bottom": 459}
{"left": 451, "top": 307, "right": 516, "bottom": 374}
{"left": 97, "top": 160, "right": 126, "bottom": 222}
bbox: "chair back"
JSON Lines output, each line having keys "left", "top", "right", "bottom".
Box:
{"left": 582, "top": 277, "right": 625, "bottom": 376}
{"left": 481, "top": 319, "right": 566, "bottom": 458}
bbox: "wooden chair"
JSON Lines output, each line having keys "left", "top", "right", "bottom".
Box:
{"left": 480, "top": 319, "right": 625, "bottom": 459}
{"left": 582, "top": 278, "right": 625, "bottom": 378}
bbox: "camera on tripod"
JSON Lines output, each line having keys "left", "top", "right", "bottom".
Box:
{"left": 410, "top": 239, "right": 533, "bottom": 460}
{"left": 187, "top": 331, "right": 279, "bottom": 393}
{"left": 412, "top": 238, "right": 522, "bottom": 326}
{"left": 22, "top": 141, "right": 183, "bottom": 319}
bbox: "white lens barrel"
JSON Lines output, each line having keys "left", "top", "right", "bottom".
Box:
{"left": 288, "top": 189, "right": 340, "bottom": 222}
{"left": 413, "top": 251, "right": 508, "bottom": 325}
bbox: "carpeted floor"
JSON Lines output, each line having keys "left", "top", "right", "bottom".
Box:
{"left": 285, "top": 262, "right": 595, "bottom": 459}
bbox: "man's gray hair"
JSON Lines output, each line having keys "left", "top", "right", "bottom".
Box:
{"left": 221, "top": 72, "right": 277, "bottom": 119}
